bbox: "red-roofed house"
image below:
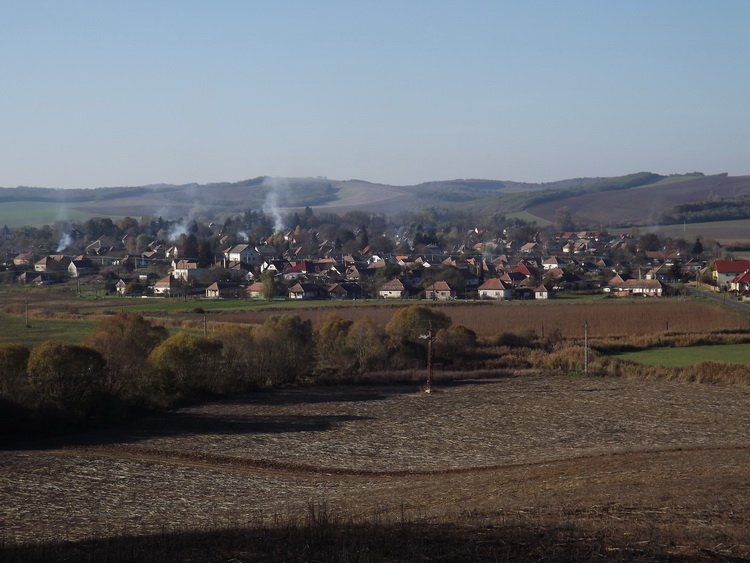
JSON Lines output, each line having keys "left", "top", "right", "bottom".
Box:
{"left": 730, "top": 270, "right": 750, "bottom": 293}
{"left": 477, "top": 278, "right": 512, "bottom": 300}
{"left": 712, "top": 260, "right": 750, "bottom": 288}
{"left": 424, "top": 281, "right": 456, "bottom": 301}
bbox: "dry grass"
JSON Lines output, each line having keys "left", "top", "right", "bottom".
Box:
{"left": 213, "top": 298, "right": 748, "bottom": 339}
{"left": 2, "top": 376, "right": 749, "bottom": 560}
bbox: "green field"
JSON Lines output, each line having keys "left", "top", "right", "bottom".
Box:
{"left": 0, "top": 313, "right": 97, "bottom": 346}
{"left": 506, "top": 210, "right": 552, "bottom": 226}
{"left": 613, "top": 344, "right": 750, "bottom": 367}
{"left": 0, "top": 202, "right": 101, "bottom": 228}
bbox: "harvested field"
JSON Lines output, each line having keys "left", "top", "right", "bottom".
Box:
{"left": 2, "top": 376, "right": 749, "bottom": 559}
{"left": 216, "top": 298, "right": 748, "bottom": 338}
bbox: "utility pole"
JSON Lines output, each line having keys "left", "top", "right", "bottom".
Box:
{"left": 419, "top": 321, "right": 435, "bottom": 393}
{"left": 584, "top": 319, "right": 589, "bottom": 377}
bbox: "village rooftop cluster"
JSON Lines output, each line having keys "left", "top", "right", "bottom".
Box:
{"left": 0, "top": 219, "right": 741, "bottom": 300}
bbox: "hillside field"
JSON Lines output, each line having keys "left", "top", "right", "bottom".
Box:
{"left": 2, "top": 376, "right": 749, "bottom": 560}
{"left": 525, "top": 174, "right": 750, "bottom": 228}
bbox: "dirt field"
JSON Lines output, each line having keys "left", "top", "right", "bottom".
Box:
{"left": 2, "top": 376, "right": 749, "bottom": 559}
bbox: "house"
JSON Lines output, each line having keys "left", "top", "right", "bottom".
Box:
{"left": 245, "top": 281, "right": 265, "bottom": 299}
{"left": 153, "top": 275, "right": 184, "bottom": 297}
{"left": 205, "top": 282, "right": 244, "bottom": 299}
{"left": 288, "top": 282, "right": 326, "bottom": 300}
{"left": 730, "top": 270, "right": 750, "bottom": 293}
{"left": 378, "top": 278, "right": 407, "bottom": 299}
{"left": 224, "top": 244, "right": 261, "bottom": 266}
{"left": 712, "top": 260, "right": 750, "bottom": 289}
{"left": 12, "top": 252, "right": 36, "bottom": 267}
{"left": 86, "top": 237, "right": 116, "bottom": 255}
{"left": 283, "top": 260, "right": 320, "bottom": 280}
{"left": 17, "top": 271, "right": 54, "bottom": 285}
{"left": 609, "top": 278, "right": 666, "bottom": 297}
{"left": 115, "top": 279, "right": 128, "bottom": 296}
{"left": 34, "top": 255, "right": 70, "bottom": 273}
{"left": 542, "top": 256, "right": 562, "bottom": 270}
{"left": 477, "top": 278, "right": 513, "bottom": 300}
{"left": 327, "top": 282, "right": 363, "bottom": 300}
{"left": 534, "top": 284, "right": 553, "bottom": 299}
{"left": 424, "top": 281, "right": 456, "bottom": 301}
{"left": 172, "top": 259, "right": 210, "bottom": 283}
{"left": 68, "top": 255, "right": 97, "bottom": 278}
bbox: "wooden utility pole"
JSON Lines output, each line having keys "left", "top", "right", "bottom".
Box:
{"left": 584, "top": 319, "right": 589, "bottom": 376}
{"left": 420, "top": 322, "right": 435, "bottom": 393}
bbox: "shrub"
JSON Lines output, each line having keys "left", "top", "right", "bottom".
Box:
{"left": 26, "top": 342, "right": 107, "bottom": 417}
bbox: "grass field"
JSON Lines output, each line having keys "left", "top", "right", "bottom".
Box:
{"left": 0, "top": 202, "right": 99, "bottom": 228}
{"left": 2, "top": 377, "right": 748, "bottom": 560}
{"left": 613, "top": 343, "right": 750, "bottom": 367}
{"left": 0, "top": 313, "right": 97, "bottom": 346}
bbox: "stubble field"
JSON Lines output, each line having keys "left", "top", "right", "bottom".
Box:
{"left": 2, "top": 376, "right": 749, "bottom": 560}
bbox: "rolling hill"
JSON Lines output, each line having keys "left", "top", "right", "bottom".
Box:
{"left": 3, "top": 173, "right": 750, "bottom": 239}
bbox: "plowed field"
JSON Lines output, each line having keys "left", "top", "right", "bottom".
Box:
{"left": 2, "top": 376, "right": 749, "bottom": 559}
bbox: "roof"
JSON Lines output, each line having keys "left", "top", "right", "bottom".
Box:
{"left": 478, "top": 278, "right": 510, "bottom": 290}
{"left": 619, "top": 279, "right": 665, "bottom": 290}
{"left": 425, "top": 281, "right": 453, "bottom": 292}
{"left": 713, "top": 260, "right": 750, "bottom": 274}
{"left": 379, "top": 278, "right": 405, "bottom": 291}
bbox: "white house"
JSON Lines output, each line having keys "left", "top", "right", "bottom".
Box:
{"left": 224, "top": 244, "right": 261, "bottom": 266}
{"left": 477, "top": 278, "right": 513, "bottom": 300}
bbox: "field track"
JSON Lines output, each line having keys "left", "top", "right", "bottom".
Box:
{"left": 2, "top": 376, "right": 749, "bottom": 556}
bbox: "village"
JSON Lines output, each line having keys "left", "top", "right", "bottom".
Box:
{"left": 4, "top": 218, "right": 746, "bottom": 302}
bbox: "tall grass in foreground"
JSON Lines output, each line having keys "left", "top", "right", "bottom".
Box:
{"left": 2, "top": 503, "right": 744, "bottom": 562}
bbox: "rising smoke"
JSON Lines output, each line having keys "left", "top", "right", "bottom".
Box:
{"left": 262, "top": 177, "right": 285, "bottom": 233}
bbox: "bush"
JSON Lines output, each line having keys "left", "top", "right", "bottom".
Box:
{"left": 26, "top": 342, "right": 107, "bottom": 417}
{"left": 491, "top": 330, "right": 538, "bottom": 348}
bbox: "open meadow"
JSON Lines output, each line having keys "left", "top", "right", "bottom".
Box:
{"left": 2, "top": 376, "right": 749, "bottom": 560}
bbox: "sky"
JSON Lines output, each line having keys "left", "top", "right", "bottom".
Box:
{"left": 2, "top": 1, "right": 749, "bottom": 189}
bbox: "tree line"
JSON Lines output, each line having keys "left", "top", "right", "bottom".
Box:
{"left": 0, "top": 306, "right": 476, "bottom": 442}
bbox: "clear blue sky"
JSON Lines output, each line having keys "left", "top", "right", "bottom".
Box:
{"left": 2, "top": 1, "right": 749, "bottom": 189}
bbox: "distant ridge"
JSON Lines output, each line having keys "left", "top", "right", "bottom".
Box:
{"left": 3, "top": 172, "right": 750, "bottom": 232}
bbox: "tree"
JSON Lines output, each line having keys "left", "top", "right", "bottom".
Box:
{"left": 385, "top": 305, "right": 452, "bottom": 347}
{"left": 210, "top": 325, "right": 259, "bottom": 391}
{"left": 640, "top": 232, "right": 661, "bottom": 252}
{"left": 554, "top": 206, "right": 574, "bottom": 232}
{"left": 253, "top": 314, "right": 314, "bottom": 385}
{"left": 184, "top": 233, "right": 200, "bottom": 259}
{"left": 346, "top": 316, "right": 388, "bottom": 372}
{"left": 0, "top": 343, "right": 30, "bottom": 399}
{"left": 261, "top": 270, "right": 282, "bottom": 300}
{"left": 26, "top": 342, "right": 107, "bottom": 415}
{"left": 315, "top": 314, "right": 353, "bottom": 373}
{"left": 84, "top": 313, "right": 168, "bottom": 396}
{"left": 692, "top": 237, "right": 704, "bottom": 257}
{"left": 669, "top": 262, "right": 683, "bottom": 282}
{"left": 435, "top": 325, "right": 477, "bottom": 365}
{"left": 148, "top": 333, "right": 223, "bottom": 395}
